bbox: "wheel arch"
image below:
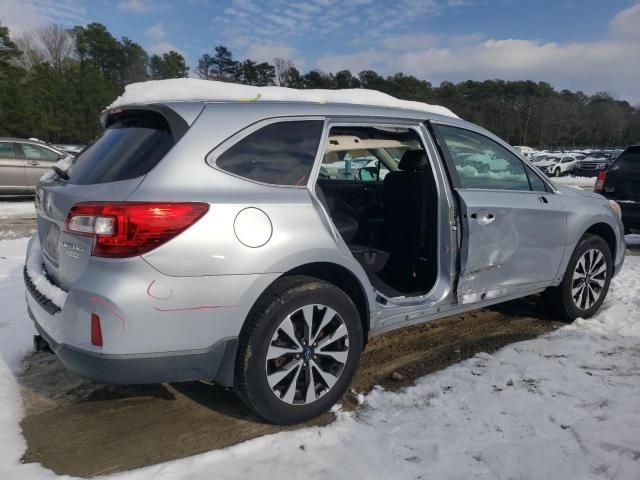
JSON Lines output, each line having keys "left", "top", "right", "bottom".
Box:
{"left": 583, "top": 222, "right": 617, "bottom": 261}
{"left": 215, "top": 261, "right": 373, "bottom": 388}
{"left": 281, "top": 262, "right": 371, "bottom": 346}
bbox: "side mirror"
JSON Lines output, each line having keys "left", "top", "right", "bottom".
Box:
{"left": 357, "top": 166, "right": 378, "bottom": 182}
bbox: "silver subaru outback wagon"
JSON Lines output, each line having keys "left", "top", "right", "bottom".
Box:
{"left": 25, "top": 90, "right": 625, "bottom": 424}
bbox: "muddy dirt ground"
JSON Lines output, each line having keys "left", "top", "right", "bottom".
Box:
{"left": 18, "top": 300, "right": 562, "bottom": 477}
{"left": 4, "top": 199, "right": 638, "bottom": 478}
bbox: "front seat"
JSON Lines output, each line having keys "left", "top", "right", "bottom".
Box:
{"left": 383, "top": 150, "right": 430, "bottom": 280}
{"left": 315, "top": 185, "right": 358, "bottom": 244}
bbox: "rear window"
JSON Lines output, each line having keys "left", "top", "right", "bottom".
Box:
{"left": 68, "top": 111, "right": 174, "bottom": 185}
{"left": 611, "top": 147, "right": 640, "bottom": 173}
{"left": 213, "top": 120, "right": 323, "bottom": 186}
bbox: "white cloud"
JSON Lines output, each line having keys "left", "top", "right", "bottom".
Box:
{"left": 315, "top": 3, "right": 640, "bottom": 103}
{"left": 0, "top": 0, "right": 87, "bottom": 34}
{"left": 117, "top": 0, "right": 157, "bottom": 13}
{"left": 609, "top": 2, "right": 640, "bottom": 42}
{"left": 232, "top": 0, "right": 261, "bottom": 13}
{"left": 145, "top": 22, "right": 165, "bottom": 42}
{"left": 147, "top": 41, "right": 184, "bottom": 56}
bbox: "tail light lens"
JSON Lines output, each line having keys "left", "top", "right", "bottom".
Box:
{"left": 65, "top": 202, "right": 209, "bottom": 258}
{"left": 594, "top": 171, "right": 607, "bottom": 193}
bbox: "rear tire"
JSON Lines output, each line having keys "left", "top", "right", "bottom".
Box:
{"left": 543, "top": 234, "right": 612, "bottom": 322}
{"left": 235, "top": 276, "right": 363, "bottom": 424}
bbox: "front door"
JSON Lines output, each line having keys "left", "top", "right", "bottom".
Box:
{"left": 0, "top": 142, "right": 27, "bottom": 194}
{"left": 432, "top": 123, "right": 567, "bottom": 303}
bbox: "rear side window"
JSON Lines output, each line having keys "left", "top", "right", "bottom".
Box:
{"left": 611, "top": 147, "right": 640, "bottom": 173}
{"left": 68, "top": 110, "right": 174, "bottom": 185}
{"left": 0, "top": 142, "right": 16, "bottom": 158}
{"left": 214, "top": 120, "right": 323, "bottom": 186}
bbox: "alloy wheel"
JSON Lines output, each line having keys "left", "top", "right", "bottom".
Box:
{"left": 571, "top": 248, "right": 607, "bottom": 310}
{"left": 265, "top": 304, "right": 350, "bottom": 405}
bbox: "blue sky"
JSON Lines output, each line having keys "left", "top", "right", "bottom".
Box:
{"left": 2, "top": 0, "right": 640, "bottom": 102}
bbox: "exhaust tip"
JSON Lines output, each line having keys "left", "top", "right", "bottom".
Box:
{"left": 33, "top": 334, "right": 52, "bottom": 353}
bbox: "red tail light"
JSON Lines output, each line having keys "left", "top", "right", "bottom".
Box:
{"left": 594, "top": 171, "right": 607, "bottom": 193}
{"left": 65, "top": 202, "right": 209, "bottom": 258}
{"left": 91, "top": 313, "right": 103, "bottom": 346}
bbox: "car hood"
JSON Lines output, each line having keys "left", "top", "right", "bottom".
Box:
{"left": 536, "top": 160, "right": 557, "bottom": 167}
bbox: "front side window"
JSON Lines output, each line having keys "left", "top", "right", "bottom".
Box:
{"left": 21, "top": 144, "right": 60, "bottom": 161}
{"left": 214, "top": 120, "right": 323, "bottom": 186}
{"left": 525, "top": 165, "right": 548, "bottom": 192}
{"left": 438, "top": 125, "right": 530, "bottom": 191}
{"left": 0, "top": 142, "right": 16, "bottom": 158}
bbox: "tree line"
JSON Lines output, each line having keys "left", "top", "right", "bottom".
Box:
{"left": 1, "top": 21, "right": 638, "bottom": 148}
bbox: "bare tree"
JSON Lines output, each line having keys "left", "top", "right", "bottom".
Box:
{"left": 37, "top": 24, "right": 74, "bottom": 72}
{"left": 273, "top": 57, "right": 294, "bottom": 86}
{"left": 14, "top": 33, "right": 44, "bottom": 70}
{"left": 13, "top": 24, "right": 74, "bottom": 72}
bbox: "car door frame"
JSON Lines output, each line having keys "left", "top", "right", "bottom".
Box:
{"left": 307, "top": 116, "right": 461, "bottom": 331}
{"left": 428, "top": 120, "right": 568, "bottom": 305}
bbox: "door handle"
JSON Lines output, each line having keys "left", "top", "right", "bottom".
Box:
{"left": 29, "top": 161, "right": 39, "bottom": 166}
{"left": 470, "top": 212, "right": 495, "bottom": 225}
{"left": 538, "top": 195, "right": 548, "bottom": 204}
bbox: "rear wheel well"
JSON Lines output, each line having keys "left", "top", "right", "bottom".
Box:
{"left": 282, "top": 262, "right": 370, "bottom": 346}
{"left": 584, "top": 223, "right": 616, "bottom": 260}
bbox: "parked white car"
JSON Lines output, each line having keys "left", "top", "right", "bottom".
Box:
{"left": 538, "top": 154, "right": 579, "bottom": 177}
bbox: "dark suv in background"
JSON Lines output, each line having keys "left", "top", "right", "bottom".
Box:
{"left": 576, "top": 149, "right": 624, "bottom": 177}
{"left": 595, "top": 146, "right": 640, "bottom": 232}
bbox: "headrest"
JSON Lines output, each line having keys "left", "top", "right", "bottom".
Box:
{"left": 398, "top": 150, "right": 428, "bottom": 171}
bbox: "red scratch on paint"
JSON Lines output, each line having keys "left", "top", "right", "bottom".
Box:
{"left": 153, "top": 304, "right": 235, "bottom": 312}
{"left": 146, "top": 280, "right": 173, "bottom": 300}
{"left": 89, "top": 296, "right": 125, "bottom": 331}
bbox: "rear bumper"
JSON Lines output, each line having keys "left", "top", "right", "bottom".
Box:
{"left": 23, "top": 234, "right": 279, "bottom": 387}
{"left": 29, "top": 309, "right": 237, "bottom": 385}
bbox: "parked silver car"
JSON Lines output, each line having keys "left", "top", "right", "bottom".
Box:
{"left": 0, "top": 138, "right": 66, "bottom": 195}
{"left": 25, "top": 98, "right": 625, "bottom": 424}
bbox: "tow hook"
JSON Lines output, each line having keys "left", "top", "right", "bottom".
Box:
{"left": 33, "top": 334, "right": 52, "bottom": 353}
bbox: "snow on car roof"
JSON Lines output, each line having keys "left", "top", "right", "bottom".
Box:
{"left": 108, "top": 78, "right": 458, "bottom": 118}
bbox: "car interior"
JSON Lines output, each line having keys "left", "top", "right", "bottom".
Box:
{"left": 315, "top": 126, "right": 438, "bottom": 298}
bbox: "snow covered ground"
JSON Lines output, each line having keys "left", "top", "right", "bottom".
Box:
{"left": 552, "top": 175, "right": 597, "bottom": 188}
{"left": 1, "top": 236, "right": 639, "bottom": 479}
{"left": 0, "top": 201, "right": 35, "bottom": 219}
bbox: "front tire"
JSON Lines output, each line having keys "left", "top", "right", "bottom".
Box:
{"left": 235, "top": 276, "right": 363, "bottom": 424}
{"left": 554, "top": 168, "right": 561, "bottom": 177}
{"left": 543, "top": 234, "right": 612, "bottom": 321}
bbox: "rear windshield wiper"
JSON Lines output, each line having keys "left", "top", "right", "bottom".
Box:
{"left": 53, "top": 165, "right": 69, "bottom": 180}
